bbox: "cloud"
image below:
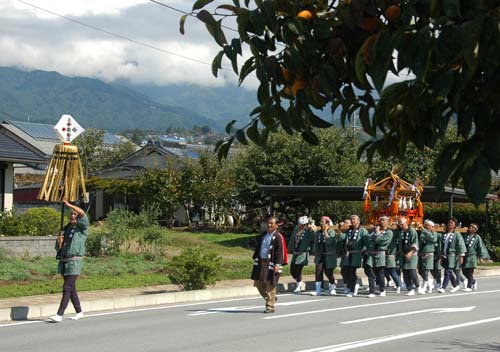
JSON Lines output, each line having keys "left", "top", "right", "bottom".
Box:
{"left": 0, "top": 0, "right": 253, "bottom": 88}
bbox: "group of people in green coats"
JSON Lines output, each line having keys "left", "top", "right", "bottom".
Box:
{"left": 287, "top": 214, "right": 490, "bottom": 298}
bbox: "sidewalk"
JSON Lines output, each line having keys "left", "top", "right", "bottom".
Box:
{"left": 1, "top": 267, "right": 499, "bottom": 322}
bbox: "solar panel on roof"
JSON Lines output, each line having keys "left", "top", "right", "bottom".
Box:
{"left": 8, "top": 120, "right": 121, "bottom": 145}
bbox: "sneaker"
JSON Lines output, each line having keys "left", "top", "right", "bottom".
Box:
{"left": 473, "top": 281, "right": 478, "bottom": 291}
{"left": 48, "top": 315, "right": 62, "bottom": 323}
{"left": 451, "top": 285, "right": 460, "bottom": 293}
{"left": 293, "top": 282, "right": 302, "bottom": 294}
{"left": 417, "top": 287, "right": 426, "bottom": 295}
{"left": 437, "top": 288, "right": 446, "bottom": 294}
{"left": 70, "top": 312, "right": 84, "bottom": 320}
{"left": 353, "top": 283, "right": 359, "bottom": 296}
{"left": 427, "top": 286, "right": 433, "bottom": 294}
{"left": 367, "top": 293, "right": 376, "bottom": 298}
{"left": 396, "top": 287, "right": 401, "bottom": 294}
{"left": 329, "top": 283, "right": 336, "bottom": 296}
{"left": 263, "top": 309, "right": 275, "bottom": 314}
{"left": 346, "top": 293, "right": 353, "bottom": 298}
{"left": 463, "top": 278, "right": 468, "bottom": 289}
{"left": 379, "top": 291, "right": 386, "bottom": 297}
{"left": 406, "top": 290, "right": 415, "bottom": 296}
{"left": 463, "top": 288, "right": 472, "bottom": 292}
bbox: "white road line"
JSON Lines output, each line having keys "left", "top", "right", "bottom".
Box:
{"left": 0, "top": 294, "right": 295, "bottom": 328}
{"left": 340, "top": 306, "right": 476, "bottom": 324}
{"left": 296, "top": 316, "right": 500, "bottom": 352}
{"left": 264, "top": 289, "right": 500, "bottom": 320}
{"left": 189, "top": 299, "right": 325, "bottom": 316}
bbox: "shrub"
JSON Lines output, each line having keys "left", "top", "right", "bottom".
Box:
{"left": 86, "top": 231, "right": 103, "bottom": 257}
{"left": 0, "top": 207, "right": 59, "bottom": 236}
{"left": 167, "top": 247, "right": 224, "bottom": 291}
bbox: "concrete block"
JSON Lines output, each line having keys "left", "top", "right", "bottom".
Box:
{"left": 89, "top": 299, "right": 114, "bottom": 312}
{"left": 40, "top": 303, "right": 60, "bottom": 317}
{"left": 173, "top": 291, "right": 194, "bottom": 303}
{"left": 0, "top": 308, "right": 12, "bottom": 321}
{"left": 134, "top": 295, "right": 157, "bottom": 307}
{"left": 155, "top": 293, "right": 176, "bottom": 305}
{"left": 113, "top": 297, "right": 136, "bottom": 310}
{"left": 193, "top": 290, "right": 212, "bottom": 301}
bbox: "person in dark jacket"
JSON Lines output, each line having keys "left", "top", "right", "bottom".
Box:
{"left": 49, "top": 200, "right": 88, "bottom": 323}
{"left": 251, "top": 216, "right": 285, "bottom": 313}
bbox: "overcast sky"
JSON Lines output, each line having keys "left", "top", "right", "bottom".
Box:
{"left": 0, "top": 0, "right": 252, "bottom": 88}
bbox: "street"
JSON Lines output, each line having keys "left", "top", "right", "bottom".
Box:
{"left": 2, "top": 276, "right": 500, "bottom": 352}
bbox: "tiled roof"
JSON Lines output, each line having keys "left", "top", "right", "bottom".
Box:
{"left": 0, "top": 131, "right": 46, "bottom": 163}
{"left": 6, "top": 120, "right": 121, "bottom": 145}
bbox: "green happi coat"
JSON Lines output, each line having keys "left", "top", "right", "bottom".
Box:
{"left": 396, "top": 227, "right": 419, "bottom": 270}
{"left": 340, "top": 227, "right": 368, "bottom": 268}
{"left": 287, "top": 226, "right": 314, "bottom": 265}
{"left": 462, "top": 233, "right": 489, "bottom": 268}
{"left": 386, "top": 230, "right": 398, "bottom": 268}
{"left": 56, "top": 214, "right": 89, "bottom": 276}
{"left": 312, "top": 229, "right": 340, "bottom": 269}
{"left": 442, "top": 231, "right": 467, "bottom": 270}
{"left": 362, "top": 229, "right": 392, "bottom": 268}
{"left": 418, "top": 229, "right": 437, "bottom": 270}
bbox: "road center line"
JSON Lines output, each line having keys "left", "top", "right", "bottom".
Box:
{"left": 296, "top": 316, "right": 500, "bottom": 352}
{"left": 264, "top": 289, "right": 500, "bottom": 320}
{"left": 340, "top": 306, "right": 476, "bottom": 324}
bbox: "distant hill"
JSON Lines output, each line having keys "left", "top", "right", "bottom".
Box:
{"left": 0, "top": 67, "right": 222, "bottom": 132}
{"left": 127, "top": 83, "right": 259, "bottom": 126}
{"left": 128, "top": 83, "right": 341, "bottom": 127}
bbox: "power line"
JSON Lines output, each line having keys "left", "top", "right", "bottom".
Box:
{"left": 148, "top": 0, "right": 239, "bottom": 33}
{"left": 16, "top": 0, "right": 218, "bottom": 68}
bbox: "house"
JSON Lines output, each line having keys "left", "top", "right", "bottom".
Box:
{"left": 90, "top": 140, "right": 184, "bottom": 221}
{"left": 0, "top": 127, "right": 47, "bottom": 211}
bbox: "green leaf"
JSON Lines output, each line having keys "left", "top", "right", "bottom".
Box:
{"left": 196, "top": 9, "right": 217, "bottom": 25}
{"left": 179, "top": 14, "right": 188, "bottom": 35}
{"left": 232, "top": 38, "right": 242, "bottom": 56}
{"left": 193, "top": 0, "right": 215, "bottom": 11}
{"left": 359, "top": 105, "right": 376, "bottom": 136}
{"left": 235, "top": 129, "right": 248, "bottom": 145}
{"left": 246, "top": 119, "right": 261, "bottom": 145}
{"left": 257, "top": 83, "right": 269, "bottom": 105}
{"left": 216, "top": 138, "right": 233, "bottom": 161}
{"left": 239, "top": 57, "right": 255, "bottom": 85}
{"left": 211, "top": 50, "right": 224, "bottom": 77}
{"left": 355, "top": 41, "right": 370, "bottom": 88}
{"left": 225, "top": 120, "right": 237, "bottom": 134}
{"left": 216, "top": 4, "right": 239, "bottom": 13}
{"left": 307, "top": 112, "right": 333, "bottom": 128}
{"left": 463, "top": 155, "right": 492, "bottom": 206}
{"left": 301, "top": 129, "right": 319, "bottom": 145}
{"left": 249, "top": 106, "right": 262, "bottom": 116}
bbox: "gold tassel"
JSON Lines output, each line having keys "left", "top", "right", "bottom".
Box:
{"left": 37, "top": 144, "right": 86, "bottom": 202}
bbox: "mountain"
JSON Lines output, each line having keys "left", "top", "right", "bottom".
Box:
{"left": 0, "top": 67, "right": 222, "bottom": 132}
{"left": 126, "top": 83, "right": 259, "bottom": 126}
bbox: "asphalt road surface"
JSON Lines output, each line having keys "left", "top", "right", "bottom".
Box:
{"left": 2, "top": 276, "right": 500, "bottom": 352}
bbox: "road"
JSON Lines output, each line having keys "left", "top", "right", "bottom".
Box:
{"left": 2, "top": 276, "right": 500, "bottom": 352}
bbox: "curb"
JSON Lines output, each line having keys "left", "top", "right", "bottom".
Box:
{"left": 1, "top": 269, "right": 499, "bottom": 322}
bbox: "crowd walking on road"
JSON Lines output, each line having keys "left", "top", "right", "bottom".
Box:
{"left": 251, "top": 213, "right": 491, "bottom": 313}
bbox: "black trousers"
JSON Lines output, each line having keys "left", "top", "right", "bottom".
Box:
{"left": 315, "top": 258, "right": 335, "bottom": 284}
{"left": 57, "top": 275, "right": 81, "bottom": 316}
{"left": 431, "top": 262, "right": 441, "bottom": 284}
{"left": 462, "top": 268, "right": 476, "bottom": 288}
{"left": 341, "top": 266, "right": 358, "bottom": 292}
{"left": 402, "top": 269, "right": 419, "bottom": 291}
{"left": 364, "top": 266, "right": 385, "bottom": 293}
{"left": 442, "top": 268, "right": 457, "bottom": 289}
{"left": 290, "top": 263, "right": 305, "bottom": 282}
{"left": 418, "top": 268, "right": 430, "bottom": 282}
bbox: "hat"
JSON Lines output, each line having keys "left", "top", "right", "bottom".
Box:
{"left": 321, "top": 216, "right": 333, "bottom": 225}
{"left": 298, "top": 216, "right": 309, "bottom": 225}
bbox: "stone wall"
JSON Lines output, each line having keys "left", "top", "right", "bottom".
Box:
{"left": 0, "top": 236, "right": 55, "bottom": 257}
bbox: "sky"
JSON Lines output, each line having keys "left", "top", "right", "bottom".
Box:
{"left": 0, "top": 0, "right": 408, "bottom": 90}
{"left": 0, "top": 0, "right": 249, "bottom": 88}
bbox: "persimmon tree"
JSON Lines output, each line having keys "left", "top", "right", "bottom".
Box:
{"left": 180, "top": 0, "right": 500, "bottom": 205}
